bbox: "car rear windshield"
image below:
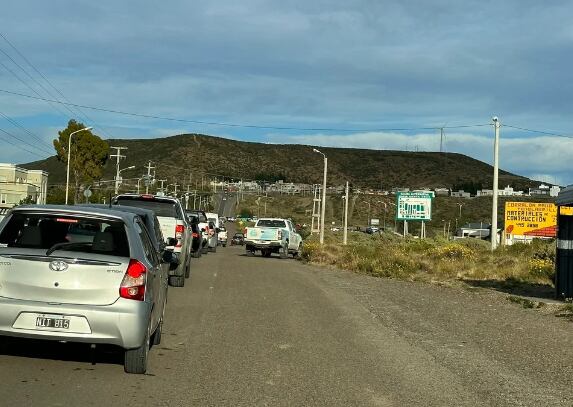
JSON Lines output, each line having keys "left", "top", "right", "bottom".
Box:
{"left": 116, "top": 197, "right": 179, "bottom": 218}
{"left": 0, "top": 213, "right": 130, "bottom": 257}
{"left": 256, "top": 219, "right": 286, "bottom": 228}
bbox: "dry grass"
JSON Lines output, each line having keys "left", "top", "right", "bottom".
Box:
{"left": 301, "top": 233, "right": 556, "bottom": 287}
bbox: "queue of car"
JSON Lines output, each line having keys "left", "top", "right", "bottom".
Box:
{"left": 0, "top": 193, "right": 228, "bottom": 375}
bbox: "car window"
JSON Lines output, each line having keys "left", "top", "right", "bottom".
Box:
{"left": 115, "top": 197, "right": 179, "bottom": 218}
{"left": 135, "top": 219, "right": 159, "bottom": 265}
{"left": 0, "top": 213, "right": 130, "bottom": 257}
{"left": 257, "top": 219, "right": 286, "bottom": 228}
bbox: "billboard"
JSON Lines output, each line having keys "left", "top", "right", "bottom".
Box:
{"left": 370, "top": 218, "right": 380, "bottom": 226}
{"left": 504, "top": 202, "right": 557, "bottom": 237}
{"left": 396, "top": 192, "right": 433, "bottom": 221}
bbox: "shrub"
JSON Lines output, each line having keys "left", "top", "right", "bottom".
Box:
{"left": 528, "top": 258, "right": 554, "bottom": 280}
{"left": 428, "top": 243, "right": 477, "bottom": 261}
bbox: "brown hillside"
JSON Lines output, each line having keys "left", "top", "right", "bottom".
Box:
{"left": 23, "top": 133, "right": 537, "bottom": 190}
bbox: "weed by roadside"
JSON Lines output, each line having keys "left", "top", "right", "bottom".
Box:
{"left": 301, "top": 233, "right": 556, "bottom": 290}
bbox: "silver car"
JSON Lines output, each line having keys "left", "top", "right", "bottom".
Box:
{"left": 0, "top": 205, "right": 177, "bottom": 374}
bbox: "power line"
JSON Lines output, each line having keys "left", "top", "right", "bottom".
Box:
{"left": 0, "top": 110, "right": 53, "bottom": 150}
{"left": 0, "top": 127, "right": 48, "bottom": 158}
{"left": 0, "top": 32, "right": 113, "bottom": 138}
{"left": 0, "top": 88, "right": 491, "bottom": 133}
{"left": 503, "top": 124, "right": 573, "bottom": 139}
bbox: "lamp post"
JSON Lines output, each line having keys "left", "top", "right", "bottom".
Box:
{"left": 491, "top": 116, "right": 500, "bottom": 250}
{"left": 378, "top": 201, "right": 388, "bottom": 230}
{"left": 65, "top": 126, "right": 93, "bottom": 204}
{"left": 390, "top": 202, "right": 397, "bottom": 231}
{"left": 115, "top": 165, "right": 135, "bottom": 194}
{"left": 313, "top": 148, "right": 327, "bottom": 244}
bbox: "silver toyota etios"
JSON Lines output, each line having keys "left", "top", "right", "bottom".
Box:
{"left": 0, "top": 205, "right": 178, "bottom": 374}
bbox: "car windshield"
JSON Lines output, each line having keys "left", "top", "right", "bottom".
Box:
{"left": 234, "top": 233, "right": 243, "bottom": 238}
{"left": 0, "top": 213, "right": 130, "bottom": 257}
{"left": 116, "top": 197, "right": 178, "bottom": 218}
{"left": 257, "top": 219, "right": 286, "bottom": 228}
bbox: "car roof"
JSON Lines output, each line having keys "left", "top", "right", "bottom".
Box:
{"left": 11, "top": 204, "right": 136, "bottom": 223}
{"left": 81, "top": 203, "right": 155, "bottom": 218}
{"left": 114, "top": 193, "right": 180, "bottom": 203}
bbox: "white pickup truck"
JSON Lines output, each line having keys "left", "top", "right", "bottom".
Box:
{"left": 244, "top": 218, "right": 302, "bottom": 258}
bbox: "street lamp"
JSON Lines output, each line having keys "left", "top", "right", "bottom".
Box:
{"left": 313, "top": 148, "right": 327, "bottom": 244}
{"left": 65, "top": 126, "right": 93, "bottom": 204}
{"left": 115, "top": 165, "right": 135, "bottom": 194}
{"left": 377, "top": 201, "right": 388, "bottom": 230}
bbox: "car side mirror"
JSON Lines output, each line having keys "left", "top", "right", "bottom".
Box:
{"left": 216, "top": 228, "right": 220, "bottom": 233}
{"left": 162, "top": 250, "right": 179, "bottom": 270}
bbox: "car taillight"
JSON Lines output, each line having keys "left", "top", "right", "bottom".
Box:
{"left": 119, "top": 259, "right": 146, "bottom": 301}
{"left": 175, "top": 225, "right": 184, "bottom": 247}
{"left": 243, "top": 228, "right": 247, "bottom": 236}
{"left": 192, "top": 232, "right": 199, "bottom": 238}
{"left": 277, "top": 230, "right": 282, "bottom": 240}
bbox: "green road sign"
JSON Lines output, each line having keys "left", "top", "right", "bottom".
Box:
{"left": 396, "top": 192, "right": 433, "bottom": 221}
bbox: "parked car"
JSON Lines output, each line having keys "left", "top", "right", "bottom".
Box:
{"left": 186, "top": 210, "right": 210, "bottom": 254}
{"left": 113, "top": 194, "right": 191, "bottom": 287}
{"left": 0, "top": 205, "right": 178, "bottom": 374}
{"left": 231, "top": 232, "right": 245, "bottom": 246}
{"left": 218, "top": 226, "right": 228, "bottom": 247}
{"left": 244, "top": 218, "right": 303, "bottom": 258}
{"left": 365, "top": 226, "right": 380, "bottom": 234}
{"left": 82, "top": 204, "right": 171, "bottom": 254}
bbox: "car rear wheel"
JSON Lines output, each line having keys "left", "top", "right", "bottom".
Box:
{"left": 193, "top": 249, "right": 202, "bottom": 258}
{"left": 169, "top": 275, "right": 185, "bottom": 287}
{"left": 279, "top": 243, "right": 288, "bottom": 259}
{"left": 184, "top": 257, "right": 191, "bottom": 278}
{"left": 152, "top": 299, "right": 166, "bottom": 346}
{"left": 124, "top": 323, "right": 150, "bottom": 374}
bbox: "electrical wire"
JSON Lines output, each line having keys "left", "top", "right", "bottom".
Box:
{"left": 0, "top": 127, "right": 48, "bottom": 158}
{"left": 0, "top": 88, "right": 491, "bottom": 133}
{"left": 0, "top": 110, "right": 53, "bottom": 150}
{"left": 503, "top": 124, "right": 573, "bottom": 139}
{"left": 0, "top": 32, "right": 113, "bottom": 138}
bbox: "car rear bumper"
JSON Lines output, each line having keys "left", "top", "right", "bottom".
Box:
{"left": 0, "top": 296, "right": 150, "bottom": 349}
{"left": 245, "top": 240, "right": 282, "bottom": 249}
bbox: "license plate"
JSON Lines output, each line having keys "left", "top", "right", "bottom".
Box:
{"left": 36, "top": 316, "right": 70, "bottom": 329}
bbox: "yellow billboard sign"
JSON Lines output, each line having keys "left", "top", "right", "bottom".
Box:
{"left": 504, "top": 202, "right": 557, "bottom": 237}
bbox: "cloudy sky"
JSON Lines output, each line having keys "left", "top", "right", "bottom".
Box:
{"left": 0, "top": 0, "right": 572, "bottom": 185}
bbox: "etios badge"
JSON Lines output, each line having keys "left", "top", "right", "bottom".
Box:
{"left": 49, "top": 260, "right": 69, "bottom": 272}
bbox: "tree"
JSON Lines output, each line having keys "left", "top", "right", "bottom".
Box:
{"left": 53, "top": 120, "right": 109, "bottom": 203}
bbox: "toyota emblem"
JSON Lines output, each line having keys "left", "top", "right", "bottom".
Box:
{"left": 49, "top": 260, "right": 69, "bottom": 272}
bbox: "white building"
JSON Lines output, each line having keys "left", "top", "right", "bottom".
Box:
{"left": 476, "top": 186, "right": 524, "bottom": 197}
{"left": 529, "top": 183, "right": 561, "bottom": 197}
{"left": 0, "top": 163, "right": 48, "bottom": 208}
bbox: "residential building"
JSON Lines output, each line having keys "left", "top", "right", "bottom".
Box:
{"left": 476, "top": 186, "right": 524, "bottom": 197}
{"left": 455, "top": 222, "right": 490, "bottom": 239}
{"left": 451, "top": 190, "right": 471, "bottom": 198}
{"left": 0, "top": 163, "right": 48, "bottom": 208}
{"left": 529, "top": 183, "right": 561, "bottom": 197}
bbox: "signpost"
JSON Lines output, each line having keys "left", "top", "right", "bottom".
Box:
{"left": 504, "top": 202, "right": 557, "bottom": 238}
{"left": 370, "top": 218, "right": 380, "bottom": 226}
{"left": 396, "top": 192, "right": 433, "bottom": 221}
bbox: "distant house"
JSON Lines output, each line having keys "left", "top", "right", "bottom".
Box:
{"left": 434, "top": 188, "right": 450, "bottom": 196}
{"left": 455, "top": 222, "right": 490, "bottom": 239}
{"left": 529, "top": 183, "right": 561, "bottom": 197}
{"left": 451, "top": 190, "right": 471, "bottom": 198}
{"left": 476, "top": 186, "right": 524, "bottom": 197}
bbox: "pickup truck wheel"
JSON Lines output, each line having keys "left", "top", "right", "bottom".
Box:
{"left": 193, "top": 249, "right": 201, "bottom": 258}
{"left": 294, "top": 243, "right": 303, "bottom": 259}
{"left": 184, "top": 256, "right": 191, "bottom": 278}
{"left": 279, "top": 244, "right": 288, "bottom": 259}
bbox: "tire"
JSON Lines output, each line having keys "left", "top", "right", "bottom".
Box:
{"left": 152, "top": 300, "right": 166, "bottom": 346}
{"left": 246, "top": 246, "right": 255, "bottom": 256}
{"left": 210, "top": 244, "right": 217, "bottom": 253}
{"left": 279, "top": 244, "right": 288, "bottom": 259}
{"left": 169, "top": 275, "right": 185, "bottom": 287}
{"left": 193, "top": 249, "right": 201, "bottom": 258}
{"left": 184, "top": 256, "right": 191, "bottom": 278}
{"left": 262, "top": 249, "right": 271, "bottom": 258}
{"left": 294, "top": 243, "right": 302, "bottom": 259}
{"left": 124, "top": 323, "right": 150, "bottom": 374}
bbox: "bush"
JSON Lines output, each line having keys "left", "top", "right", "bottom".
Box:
{"left": 528, "top": 258, "right": 554, "bottom": 280}
{"left": 428, "top": 243, "right": 477, "bottom": 261}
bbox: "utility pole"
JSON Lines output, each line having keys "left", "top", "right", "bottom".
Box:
{"left": 343, "top": 181, "right": 349, "bottom": 245}
{"left": 110, "top": 146, "right": 128, "bottom": 195}
{"left": 144, "top": 161, "right": 155, "bottom": 194}
{"left": 440, "top": 127, "right": 444, "bottom": 153}
{"left": 491, "top": 116, "right": 500, "bottom": 250}
{"left": 158, "top": 179, "right": 167, "bottom": 195}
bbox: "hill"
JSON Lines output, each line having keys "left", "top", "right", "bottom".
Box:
{"left": 23, "top": 133, "right": 538, "bottom": 191}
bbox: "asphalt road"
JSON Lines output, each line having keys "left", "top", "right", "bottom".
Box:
{"left": 1, "top": 238, "right": 573, "bottom": 406}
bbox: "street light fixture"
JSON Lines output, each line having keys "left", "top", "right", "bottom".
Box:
{"left": 362, "top": 200, "right": 371, "bottom": 226}
{"left": 313, "top": 148, "right": 327, "bottom": 244}
{"left": 115, "top": 165, "right": 136, "bottom": 194}
{"left": 65, "top": 126, "right": 93, "bottom": 205}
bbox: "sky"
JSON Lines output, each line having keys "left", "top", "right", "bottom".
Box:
{"left": 0, "top": 0, "right": 572, "bottom": 186}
